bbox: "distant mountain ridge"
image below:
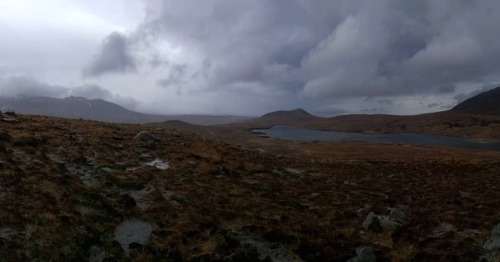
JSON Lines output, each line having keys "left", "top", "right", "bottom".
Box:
{"left": 0, "top": 96, "right": 249, "bottom": 125}
{"left": 246, "top": 108, "right": 321, "bottom": 127}
{"left": 259, "top": 108, "right": 316, "bottom": 119}
{"left": 452, "top": 87, "right": 500, "bottom": 115}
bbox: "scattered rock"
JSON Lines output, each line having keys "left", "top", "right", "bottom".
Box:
{"left": 134, "top": 131, "right": 157, "bottom": 141}
{"left": 357, "top": 204, "right": 373, "bottom": 218}
{"left": 2, "top": 116, "right": 19, "bottom": 123}
{"left": 433, "top": 223, "right": 455, "bottom": 237}
{"left": 362, "top": 212, "right": 378, "bottom": 230}
{"left": 115, "top": 219, "right": 153, "bottom": 255}
{"left": 348, "top": 246, "right": 376, "bottom": 262}
{"left": 100, "top": 167, "right": 113, "bottom": 173}
{"left": 389, "top": 207, "right": 406, "bottom": 223}
{"left": 484, "top": 223, "right": 500, "bottom": 251}
{"left": 255, "top": 148, "right": 266, "bottom": 153}
{"left": 268, "top": 247, "right": 303, "bottom": 262}
{"left": 161, "top": 190, "right": 189, "bottom": 206}
{"left": 285, "top": 168, "right": 302, "bottom": 175}
{"left": 146, "top": 159, "right": 169, "bottom": 170}
{"left": 362, "top": 212, "right": 400, "bottom": 230}
{"left": 378, "top": 216, "right": 401, "bottom": 229}
{"left": 89, "top": 245, "right": 106, "bottom": 262}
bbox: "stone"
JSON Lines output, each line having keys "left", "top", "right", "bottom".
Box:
{"left": 378, "top": 216, "right": 401, "bottom": 229}
{"left": 2, "top": 116, "right": 19, "bottom": 123}
{"left": 484, "top": 223, "right": 500, "bottom": 251}
{"left": 100, "top": 167, "right": 113, "bottom": 173}
{"left": 348, "top": 246, "right": 376, "bottom": 262}
{"left": 146, "top": 159, "right": 169, "bottom": 170}
{"left": 362, "top": 212, "right": 378, "bottom": 230}
{"left": 134, "top": 131, "right": 156, "bottom": 141}
{"left": 115, "top": 219, "right": 153, "bottom": 255}
{"left": 89, "top": 245, "right": 106, "bottom": 262}
{"left": 389, "top": 207, "right": 406, "bottom": 223}
{"left": 357, "top": 204, "right": 373, "bottom": 218}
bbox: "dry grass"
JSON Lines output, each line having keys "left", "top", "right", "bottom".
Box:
{"left": 0, "top": 114, "right": 499, "bottom": 261}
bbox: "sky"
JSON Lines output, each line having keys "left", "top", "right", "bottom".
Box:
{"left": 0, "top": 0, "right": 499, "bottom": 116}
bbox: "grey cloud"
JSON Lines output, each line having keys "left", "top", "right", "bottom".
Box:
{"left": 70, "top": 84, "right": 139, "bottom": 109}
{"left": 157, "top": 64, "right": 188, "bottom": 88}
{"left": 453, "top": 83, "right": 500, "bottom": 103}
{"left": 378, "top": 99, "right": 394, "bottom": 105}
{"left": 427, "top": 103, "right": 440, "bottom": 108}
{"left": 92, "top": 0, "right": 500, "bottom": 105}
{"left": 70, "top": 84, "right": 113, "bottom": 99}
{"left": 0, "top": 75, "right": 69, "bottom": 97}
{"left": 83, "top": 32, "right": 137, "bottom": 77}
{"left": 0, "top": 74, "right": 139, "bottom": 110}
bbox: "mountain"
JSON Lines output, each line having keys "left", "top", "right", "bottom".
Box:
{"left": 247, "top": 108, "right": 322, "bottom": 127}
{"left": 0, "top": 96, "right": 249, "bottom": 125}
{"left": 259, "top": 108, "right": 315, "bottom": 119}
{"left": 452, "top": 86, "right": 500, "bottom": 115}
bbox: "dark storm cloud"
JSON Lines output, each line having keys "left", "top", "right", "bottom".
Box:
{"left": 83, "top": 32, "right": 137, "bottom": 77}
{"left": 0, "top": 75, "right": 69, "bottom": 97}
{"left": 92, "top": 0, "right": 500, "bottom": 101}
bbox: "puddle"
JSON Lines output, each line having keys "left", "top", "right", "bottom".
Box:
{"left": 115, "top": 219, "right": 153, "bottom": 255}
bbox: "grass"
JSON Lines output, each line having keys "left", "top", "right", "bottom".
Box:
{"left": 0, "top": 114, "right": 500, "bottom": 260}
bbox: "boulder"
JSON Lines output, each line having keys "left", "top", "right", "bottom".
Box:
{"left": 348, "top": 246, "right": 376, "bottom": 262}
{"left": 484, "top": 223, "right": 500, "bottom": 251}
{"left": 134, "top": 131, "right": 157, "bottom": 141}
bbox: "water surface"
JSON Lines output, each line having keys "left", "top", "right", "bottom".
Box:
{"left": 254, "top": 126, "right": 500, "bottom": 151}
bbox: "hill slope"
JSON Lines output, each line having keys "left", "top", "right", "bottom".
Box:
{"left": 1, "top": 113, "right": 500, "bottom": 261}
{"left": 452, "top": 87, "right": 500, "bottom": 115}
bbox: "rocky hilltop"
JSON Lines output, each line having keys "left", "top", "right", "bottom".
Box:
{"left": 1, "top": 112, "right": 500, "bottom": 261}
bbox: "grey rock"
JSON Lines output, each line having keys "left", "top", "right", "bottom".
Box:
{"left": 362, "top": 212, "right": 377, "bottom": 229}
{"left": 491, "top": 223, "right": 500, "bottom": 237}
{"left": 348, "top": 246, "right": 376, "bottom": 262}
{"left": 285, "top": 168, "right": 302, "bottom": 175}
{"left": 357, "top": 204, "right": 373, "bottom": 218}
{"left": 389, "top": 207, "right": 406, "bottom": 223}
{"left": 378, "top": 216, "right": 401, "bottom": 229}
{"left": 146, "top": 159, "right": 169, "bottom": 170}
{"left": 484, "top": 223, "right": 500, "bottom": 251}
{"left": 268, "top": 248, "right": 303, "bottom": 262}
{"left": 134, "top": 131, "right": 156, "bottom": 141}
{"left": 483, "top": 237, "right": 500, "bottom": 251}
{"left": 100, "top": 167, "right": 113, "bottom": 173}
{"left": 2, "top": 116, "right": 19, "bottom": 123}
{"left": 89, "top": 245, "right": 106, "bottom": 262}
{"left": 115, "top": 219, "right": 153, "bottom": 255}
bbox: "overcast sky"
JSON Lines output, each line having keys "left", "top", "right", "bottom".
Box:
{"left": 1, "top": 0, "right": 499, "bottom": 116}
